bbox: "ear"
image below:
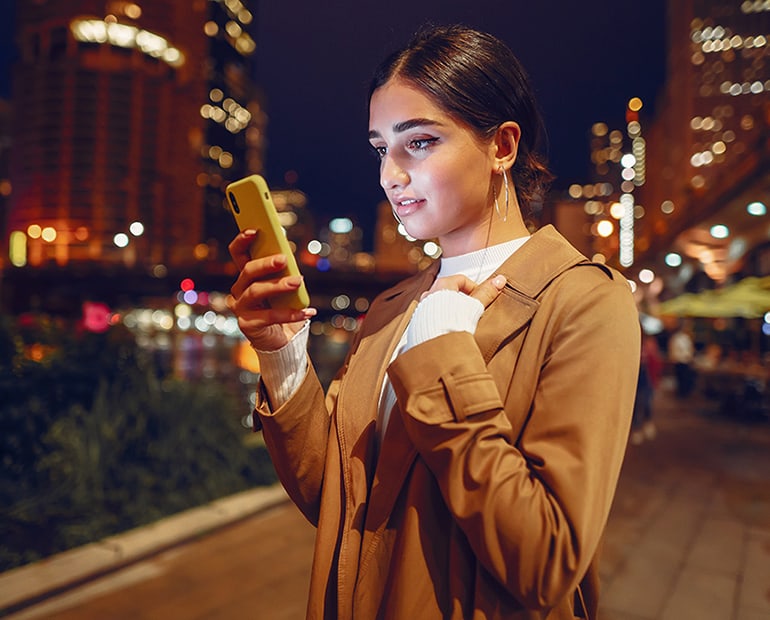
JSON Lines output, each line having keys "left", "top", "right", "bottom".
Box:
{"left": 492, "top": 121, "right": 521, "bottom": 172}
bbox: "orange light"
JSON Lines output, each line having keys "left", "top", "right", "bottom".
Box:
{"left": 194, "top": 243, "right": 209, "bottom": 260}
{"left": 235, "top": 340, "right": 260, "bottom": 373}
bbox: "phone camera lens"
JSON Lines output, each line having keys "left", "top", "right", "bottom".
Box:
{"left": 229, "top": 192, "right": 240, "bottom": 214}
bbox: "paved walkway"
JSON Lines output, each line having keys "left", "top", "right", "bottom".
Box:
{"left": 2, "top": 384, "right": 769, "bottom": 619}
{"left": 1, "top": 500, "right": 314, "bottom": 620}
{"left": 599, "top": 384, "right": 770, "bottom": 620}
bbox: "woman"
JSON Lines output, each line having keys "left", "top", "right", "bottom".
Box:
{"left": 228, "top": 25, "right": 640, "bottom": 620}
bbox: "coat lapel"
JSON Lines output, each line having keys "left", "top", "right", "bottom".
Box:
{"left": 336, "top": 262, "right": 439, "bottom": 446}
{"left": 335, "top": 264, "right": 438, "bottom": 525}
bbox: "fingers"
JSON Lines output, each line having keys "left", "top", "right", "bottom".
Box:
{"left": 228, "top": 229, "right": 258, "bottom": 270}
{"left": 420, "top": 273, "right": 507, "bottom": 308}
{"left": 420, "top": 273, "right": 507, "bottom": 304}
{"left": 227, "top": 230, "right": 316, "bottom": 350}
{"left": 230, "top": 253, "right": 289, "bottom": 298}
{"left": 226, "top": 286, "right": 316, "bottom": 351}
{"left": 231, "top": 305, "right": 316, "bottom": 332}
{"left": 470, "top": 274, "right": 507, "bottom": 308}
{"left": 420, "top": 274, "right": 475, "bottom": 301}
{"left": 227, "top": 289, "right": 315, "bottom": 321}
{"left": 228, "top": 271, "right": 310, "bottom": 314}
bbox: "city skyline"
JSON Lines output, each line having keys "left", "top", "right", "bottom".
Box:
{"left": 2, "top": 1, "right": 768, "bottom": 289}
{"left": 0, "top": 1, "right": 669, "bottom": 248}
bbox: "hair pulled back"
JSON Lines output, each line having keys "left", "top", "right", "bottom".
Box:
{"left": 369, "top": 24, "right": 553, "bottom": 208}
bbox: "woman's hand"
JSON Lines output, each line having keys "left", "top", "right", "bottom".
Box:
{"left": 226, "top": 230, "right": 316, "bottom": 351}
{"left": 420, "top": 273, "right": 507, "bottom": 307}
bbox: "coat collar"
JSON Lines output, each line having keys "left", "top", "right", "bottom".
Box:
{"left": 496, "top": 224, "right": 589, "bottom": 298}
{"left": 475, "top": 225, "right": 588, "bottom": 362}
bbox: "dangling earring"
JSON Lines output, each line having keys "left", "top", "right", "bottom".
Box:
{"left": 494, "top": 167, "right": 510, "bottom": 222}
{"left": 502, "top": 168, "right": 510, "bottom": 222}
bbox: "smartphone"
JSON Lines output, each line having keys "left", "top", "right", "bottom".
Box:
{"left": 226, "top": 174, "right": 310, "bottom": 310}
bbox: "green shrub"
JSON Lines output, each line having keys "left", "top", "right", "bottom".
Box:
{"left": 0, "top": 314, "right": 276, "bottom": 572}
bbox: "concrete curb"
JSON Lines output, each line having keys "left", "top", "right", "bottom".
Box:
{"left": 0, "top": 484, "right": 289, "bottom": 616}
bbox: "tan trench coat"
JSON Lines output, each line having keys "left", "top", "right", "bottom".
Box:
{"left": 254, "top": 225, "right": 641, "bottom": 619}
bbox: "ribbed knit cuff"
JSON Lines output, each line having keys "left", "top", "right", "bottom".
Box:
{"left": 405, "top": 290, "right": 484, "bottom": 351}
{"left": 253, "top": 320, "right": 310, "bottom": 407}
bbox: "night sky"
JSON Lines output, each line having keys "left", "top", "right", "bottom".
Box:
{"left": 254, "top": 1, "right": 668, "bottom": 245}
{"left": 0, "top": 1, "right": 669, "bottom": 247}
{"left": 0, "top": 0, "right": 14, "bottom": 99}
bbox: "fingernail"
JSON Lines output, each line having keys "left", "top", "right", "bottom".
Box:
{"left": 287, "top": 275, "right": 302, "bottom": 286}
{"left": 303, "top": 308, "right": 317, "bottom": 318}
{"left": 492, "top": 275, "right": 507, "bottom": 288}
{"left": 243, "top": 229, "right": 257, "bottom": 236}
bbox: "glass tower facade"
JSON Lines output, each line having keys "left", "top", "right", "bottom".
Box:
{"left": 6, "top": 0, "right": 264, "bottom": 273}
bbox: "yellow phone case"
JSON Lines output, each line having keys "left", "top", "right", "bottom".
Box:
{"left": 226, "top": 174, "right": 310, "bottom": 310}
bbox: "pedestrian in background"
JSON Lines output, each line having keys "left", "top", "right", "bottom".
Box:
{"left": 631, "top": 331, "right": 664, "bottom": 444}
{"left": 669, "top": 319, "right": 696, "bottom": 398}
{"left": 228, "top": 24, "right": 640, "bottom": 619}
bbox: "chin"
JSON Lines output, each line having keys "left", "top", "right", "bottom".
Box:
{"left": 399, "top": 220, "right": 436, "bottom": 241}
{"left": 402, "top": 228, "right": 433, "bottom": 242}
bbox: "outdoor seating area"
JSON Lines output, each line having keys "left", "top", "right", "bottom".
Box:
{"left": 694, "top": 358, "right": 770, "bottom": 421}
{"left": 655, "top": 275, "right": 770, "bottom": 422}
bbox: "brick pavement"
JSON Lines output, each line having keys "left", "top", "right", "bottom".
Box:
{"left": 599, "top": 383, "right": 770, "bottom": 620}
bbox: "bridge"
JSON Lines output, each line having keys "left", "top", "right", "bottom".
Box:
{"left": 0, "top": 264, "right": 406, "bottom": 317}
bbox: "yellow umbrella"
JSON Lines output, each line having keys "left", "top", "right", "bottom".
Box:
{"left": 658, "top": 277, "right": 770, "bottom": 319}
{"left": 717, "top": 277, "right": 770, "bottom": 318}
{"left": 657, "top": 292, "right": 705, "bottom": 317}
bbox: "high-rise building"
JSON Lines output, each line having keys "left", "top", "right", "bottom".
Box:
{"left": 637, "top": 0, "right": 770, "bottom": 283}
{"left": 198, "top": 0, "right": 266, "bottom": 267}
{"left": 6, "top": 0, "right": 265, "bottom": 274}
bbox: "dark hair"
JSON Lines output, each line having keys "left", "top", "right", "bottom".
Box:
{"left": 369, "top": 24, "right": 553, "bottom": 208}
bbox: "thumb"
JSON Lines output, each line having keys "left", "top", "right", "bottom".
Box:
{"left": 471, "top": 274, "right": 507, "bottom": 308}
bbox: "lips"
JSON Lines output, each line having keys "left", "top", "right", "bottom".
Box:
{"left": 393, "top": 197, "right": 425, "bottom": 217}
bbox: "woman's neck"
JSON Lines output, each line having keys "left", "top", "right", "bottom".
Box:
{"left": 438, "top": 236, "right": 529, "bottom": 282}
{"left": 438, "top": 209, "right": 530, "bottom": 258}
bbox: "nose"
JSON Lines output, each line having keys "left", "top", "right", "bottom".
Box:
{"left": 379, "top": 154, "right": 409, "bottom": 191}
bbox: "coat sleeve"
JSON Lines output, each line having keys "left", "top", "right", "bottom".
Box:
{"left": 387, "top": 273, "right": 640, "bottom": 609}
{"left": 254, "top": 359, "right": 333, "bottom": 524}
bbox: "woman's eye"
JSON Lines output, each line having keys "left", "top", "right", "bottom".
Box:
{"left": 408, "top": 137, "right": 438, "bottom": 151}
{"left": 370, "top": 145, "right": 387, "bottom": 159}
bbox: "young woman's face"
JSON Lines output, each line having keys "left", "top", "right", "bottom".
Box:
{"left": 368, "top": 78, "right": 498, "bottom": 256}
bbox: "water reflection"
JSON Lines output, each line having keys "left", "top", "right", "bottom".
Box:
{"left": 124, "top": 305, "right": 354, "bottom": 425}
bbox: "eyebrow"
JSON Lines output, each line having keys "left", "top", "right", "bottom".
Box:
{"left": 368, "top": 118, "right": 443, "bottom": 140}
